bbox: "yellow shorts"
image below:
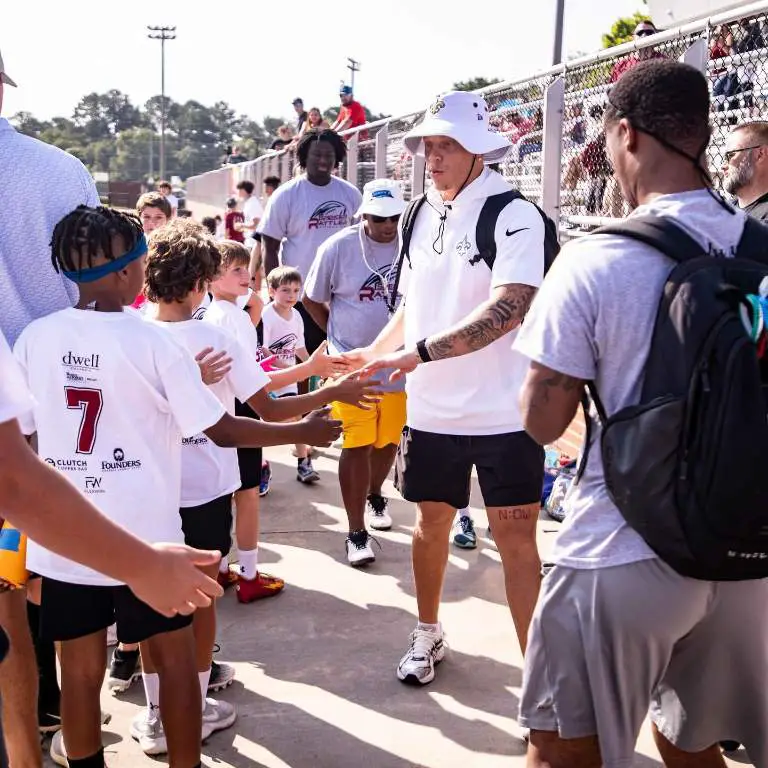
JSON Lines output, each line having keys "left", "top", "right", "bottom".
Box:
{"left": 331, "top": 391, "right": 407, "bottom": 450}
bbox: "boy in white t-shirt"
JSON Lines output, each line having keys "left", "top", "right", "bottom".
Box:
{"left": 204, "top": 240, "right": 378, "bottom": 604}
{"left": 14, "top": 207, "right": 342, "bottom": 766}
{"left": 261, "top": 266, "right": 317, "bottom": 483}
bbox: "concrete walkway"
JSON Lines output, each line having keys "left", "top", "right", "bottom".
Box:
{"left": 45, "top": 444, "right": 754, "bottom": 767}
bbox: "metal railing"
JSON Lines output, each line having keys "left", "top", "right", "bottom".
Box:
{"left": 187, "top": 0, "right": 768, "bottom": 239}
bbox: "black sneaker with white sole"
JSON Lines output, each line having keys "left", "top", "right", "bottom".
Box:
{"left": 346, "top": 530, "right": 376, "bottom": 567}
{"left": 208, "top": 660, "right": 235, "bottom": 692}
{"left": 367, "top": 494, "right": 393, "bottom": 531}
{"left": 296, "top": 459, "right": 320, "bottom": 484}
{"left": 108, "top": 647, "right": 141, "bottom": 693}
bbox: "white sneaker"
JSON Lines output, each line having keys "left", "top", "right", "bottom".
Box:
{"left": 49, "top": 730, "right": 67, "bottom": 766}
{"left": 367, "top": 494, "right": 393, "bottom": 530}
{"left": 346, "top": 531, "right": 376, "bottom": 567}
{"left": 131, "top": 706, "right": 168, "bottom": 755}
{"left": 396, "top": 627, "right": 445, "bottom": 685}
{"left": 202, "top": 697, "right": 237, "bottom": 735}
{"left": 106, "top": 623, "right": 118, "bottom": 647}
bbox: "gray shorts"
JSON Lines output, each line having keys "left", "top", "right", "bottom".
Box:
{"left": 518, "top": 558, "right": 768, "bottom": 768}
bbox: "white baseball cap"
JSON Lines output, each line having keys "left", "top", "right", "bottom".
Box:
{"left": 404, "top": 91, "right": 511, "bottom": 163}
{"left": 356, "top": 179, "right": 407, "bottom": 217}
{"left": 0, "top": 49, "right": 16, "bottom": 87}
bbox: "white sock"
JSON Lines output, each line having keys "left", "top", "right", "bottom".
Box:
{"left": 458, "top": 507, "right": 471, "bottom": 520}
{"left": 142, "top": 672, "right": 160, "bottom": 711}
{"left": 417, "top": 621, "right": 441, "bottom": 635}
{"left": 219, "top": 558, "right": 230, "bottom": 575}
{"left": 198, "top": 669, "right": 211, "bottom": 710}
{"left": 237, "top": 548, "right": 259, "bottom": 580}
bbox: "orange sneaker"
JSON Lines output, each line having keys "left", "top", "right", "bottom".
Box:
{"left": 235, "top": 572, "right": 285, "bottom": 603}
{"left": 217, "top": 567, "right": 239, "bottom": 590}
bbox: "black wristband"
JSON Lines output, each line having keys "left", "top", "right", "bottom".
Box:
{"left": 416, "top": 338, "right": 432, "bottom": 364}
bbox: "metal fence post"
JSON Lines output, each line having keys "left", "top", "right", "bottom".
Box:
{"left": 411, "top": 154, "right": 425, "bottom": 198}
{"left": 375, "top": 123, "right": 389, "bottom": 179}
{"left": 541, "top": 75, "right": 565, "bottom": 225}
{"left": 346, "top": 132, "right": 359, "bottom": 185}
{"left": 680, "top": 37, "right": 708, "bottom": 73}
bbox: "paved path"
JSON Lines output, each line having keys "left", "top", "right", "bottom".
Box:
{"left": 45, "top": 444, "right": 753, "bottom": 767}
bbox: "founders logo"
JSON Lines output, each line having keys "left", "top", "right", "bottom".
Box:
{"left": 61, "top": 351, "right": 100, "bottom": 371}
{"left": 101, "top": 447, "right": 141, "bottom": 472}
{"left": 45, "top": 457, "right": 88, "bottom": 471}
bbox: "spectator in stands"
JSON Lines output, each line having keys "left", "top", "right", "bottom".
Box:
{"left": 518, "top": 108, "right": 544, "bottom": 161}
{"left": 258, "top": 129, "right": 362, "bottom": 354}
{"left": 236, "top": 180, "right": 263, "bottom": 248}
{"left": 299, "top": 107, "right": 330, "bottom": 137}
{"left": 734, "top": 16, "right": 765, "bottom": 53}
{"left": 723, "top": 121, "right": 768, "bottom": 220}
{"left": 157, "top": 180, "right": 179, "bottom": 215}
{"left": 293, "top": 98, "right": 308, "bottom": 133}
{"left": 711, "top": 23, "right": 740, "bottom": 112}
{"left": 225, "top": 197, "right": 245, "bottom": 242}
{"left": 331, "top": 86, "right": 368, "bottom": 139}
{"left": 227, "top": 145, "right": 248, "bottom": 164}
{"left": 270, "top": 125, "right": 295, "bottom": 151}
{"left": 610, "top": 21, "right": 663, "bottom": 83}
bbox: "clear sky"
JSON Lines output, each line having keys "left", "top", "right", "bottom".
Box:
{"left": 2, "top": 0, "right": 644, "bottom": 124}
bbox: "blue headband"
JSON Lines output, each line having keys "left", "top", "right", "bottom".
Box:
{"left": 62, "top": 235, "right": 147, "bottom": 283}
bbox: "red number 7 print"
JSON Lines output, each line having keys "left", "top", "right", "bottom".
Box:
{"left": 64, "top": 387, "right": 103, "bottom": 454}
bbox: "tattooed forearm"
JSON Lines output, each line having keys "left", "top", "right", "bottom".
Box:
{"left": 425, "top": 284, "right": 537, "bottom": 361}
{"left": 520, "top": 363, "right": 584, "bottom": 445}
{"left": 528, "top": 371, "right": 582, "bottom": 410}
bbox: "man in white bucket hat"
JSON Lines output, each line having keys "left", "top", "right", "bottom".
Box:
{"left": 344, "top": 90, "right": 547, "bottom": 685}
{"left": 304, "top": 179, "right": 408, "bottom": 567}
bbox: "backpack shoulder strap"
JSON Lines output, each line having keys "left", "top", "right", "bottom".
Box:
{"left": 475, "top": 190, "right": 523, "bottom": 270}
{"left": 387, "top": 195, "right": 427, "bottom": 314}
{"left": 592, "top": 215, "right": 703, "bottom": 264}
{"left": 735, "top": 215, "right": 768, "bottom": 264}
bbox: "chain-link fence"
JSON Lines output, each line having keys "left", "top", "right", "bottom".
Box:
{"left": 186, "top": 1, "right": 768, "bottom": 232}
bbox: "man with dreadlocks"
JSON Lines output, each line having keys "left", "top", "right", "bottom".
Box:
{"left": 259, "top": 129, "right": 362, "bottom": 355}
{"left": 13, "top": 206, "right": 342, "bottom": 767}
{"left": 515, "top": 60, "right": 768, "bottom": 767}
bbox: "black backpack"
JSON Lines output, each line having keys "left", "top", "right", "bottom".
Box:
{"left": 387, "top": 190, "right": 560, "bottom": 313}
{"left": 580, "top": 214, "right": 768, "bottom": 581}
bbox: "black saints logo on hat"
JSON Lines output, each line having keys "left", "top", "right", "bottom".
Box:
{"left": 429, "top": 98, "right": 446, "bottom": 115}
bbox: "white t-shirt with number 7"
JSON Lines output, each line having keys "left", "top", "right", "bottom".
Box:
{"left": 13, "top": 308, "right": 226, "bottom": 586}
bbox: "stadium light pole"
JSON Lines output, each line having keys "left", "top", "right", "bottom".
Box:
{"left": 347, "top": 58, "right": 361, "bottom": 92}
{"left": 553, "top": 0, "right": 565, "bottom": 64}
{"left": 147, "top": 25, "right": 176, "bottom": 181}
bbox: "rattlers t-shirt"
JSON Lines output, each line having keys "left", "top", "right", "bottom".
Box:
{"left": 147, "top": 319, "right": 269, "bottom": 507}
{"left": 257, "top": 175, "right": 362, "bottom": 279}
{"left": 260, "top": 303, "right": 305, "bottom": 396}
{"left": 14, "top": 308, "right": 225, "bottom": 586}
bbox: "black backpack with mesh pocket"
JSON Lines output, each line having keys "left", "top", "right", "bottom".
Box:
{"left": 580, "top": 214, "right": 768, "bottom": 581}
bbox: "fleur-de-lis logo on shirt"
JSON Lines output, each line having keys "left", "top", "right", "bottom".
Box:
{"left": 456, "top": 235, "right": 472, "bottom": 259}
{"left": 429, "top": 98, "right": 446, "bottom": 115}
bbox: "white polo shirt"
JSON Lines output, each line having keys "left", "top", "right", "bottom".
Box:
{"left": 400, "top": 168, "right": 544, "bottom": 436}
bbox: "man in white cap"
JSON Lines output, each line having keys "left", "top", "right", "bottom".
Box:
{"left": 344, "top": 91, "right": 546, "bottom": 684}
{"left": 304, "top": 179, "right": 407, "bottom": 566}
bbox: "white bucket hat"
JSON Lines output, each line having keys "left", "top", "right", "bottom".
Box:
{"left": 356, "top": 179, "right": 407, "bottom": 217}
{"left": 404, "top": 91, "right": 510, "bottom": 163}
{"left": 0, "top": 49, "right": 17, "bottom": 87}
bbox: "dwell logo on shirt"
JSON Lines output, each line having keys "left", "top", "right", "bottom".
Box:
{"left": 308, "top": 201, "right": 349, "bottom": 230}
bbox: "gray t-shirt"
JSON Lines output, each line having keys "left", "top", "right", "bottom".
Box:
{"left": 257, "top": 175, "right": 363, "bottom": 280}
{"left": 304, "top": 223, "right": 404, "bottom": 393}
{"left": 515, "top": 190, "right": 747, "bottom": 569}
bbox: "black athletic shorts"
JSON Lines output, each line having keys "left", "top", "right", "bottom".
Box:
{"left": 181, "top": 494, "right": 233, "bottom": 558}
{"left": 234, "top": 399, "right": 262, "bottom": 491}
{"left": 296, "top": 301, "right": 327, "bottom": 356}
{"left": 395, "top": 428, "right": 544, "bottom": 510}
{"left": 40, "top": 577, "right": 192, "bottom": 645}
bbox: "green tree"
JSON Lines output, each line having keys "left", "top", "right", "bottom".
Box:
{"left": 602, "top": 10, "right": 651, "bottom": 48}
{"left": 10, "top": 111, "right": 50, "bottom": 139}
{"left": 452, "top": 77, "right": 502, "bottom": 92}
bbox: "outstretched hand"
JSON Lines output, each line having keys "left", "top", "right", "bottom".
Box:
{"left": 131, "top": 543, "right": 224, "bottom": 617}
{"left": 196, "top": 347, "right": 233, "bottom": 386}
{"left": 329, "top": 372, "right": 383, "bottom": 410}
{"left": 359, "top": 350, "right": 420, "bottom": 383}
{"left": 308, "top": 341, "right": 348, "bottom": 379}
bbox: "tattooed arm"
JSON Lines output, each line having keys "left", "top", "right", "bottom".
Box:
{"left": 425, "top": 283, "right": 537, "bottom": 361}
{"left": 356, "top": 284, "right": 536, "bottom": 383}
{"left": 519, "top": 361, "right": 584, "bottom": 445}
